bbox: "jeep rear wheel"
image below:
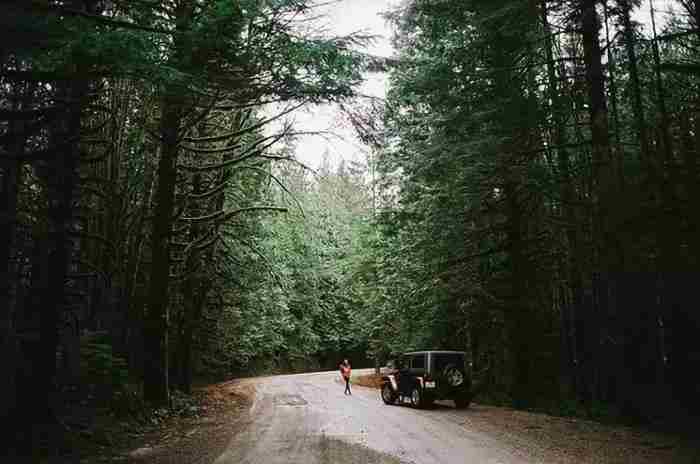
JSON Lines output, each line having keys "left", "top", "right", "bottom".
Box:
{"left": 410, "top": 386, "right": 423, "bottom": 408}
{"left": 381, "top": 383, "right": 397, "bottom": 405}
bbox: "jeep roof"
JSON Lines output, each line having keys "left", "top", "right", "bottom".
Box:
{"left": 402, "top": 350, "right": 465, "bottom": 355}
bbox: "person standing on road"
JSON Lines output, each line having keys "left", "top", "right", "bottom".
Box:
{"left": 339, "top": 359, "right": 352, "bottom": 395}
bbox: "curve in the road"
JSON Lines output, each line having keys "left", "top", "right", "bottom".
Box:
{"left": 214, "top": 370, "right": 530, "bottom": 464}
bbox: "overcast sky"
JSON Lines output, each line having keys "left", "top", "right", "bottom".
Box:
{"left": 287, "top": 0, "right": 676, "bottom": 171}
{"left": 287, "top": 0, "right": 398, "bottom": 171}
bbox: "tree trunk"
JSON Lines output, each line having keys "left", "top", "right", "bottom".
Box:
{"left": 542, "top": 0, "right": 584, "bottom": 399}
{"left": 0, "top": 103, "right": 24, "bottom": 423}
{"left": 143, "top": 94, "right": 181, "bottom": 406}
{"left": 178, "top": 168, "right": 202, "bottom": 393}
{"left": 504, "top": 180, "right": 533, "bottom": 408}
{"left": 124, "top": 139, "right": 155, "bottom": 378}
{"left": 681, "top": 115, "right": 700, "bottom": 267}
{"left": 604, "top": 1, "right": 624, "bottom": 183}
{"left": 580, "top": 0, "right": 618, "bottom": 235}
{"left": 13, "top": 76, "right": 84, "bottom": 445}
{"left": 176, "top": 110, "right": 247, "bottom": 392}
{"left": 580, "top": 0, "right": 624, "bottom": 408}
{"left": 142, "top": 0, "right": 195, "bottom": 406}
{"left": 619, "top": 0, "right": 650, "bottom": 166}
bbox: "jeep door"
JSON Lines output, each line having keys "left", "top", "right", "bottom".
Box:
{"left": 399, "top": 354, "right": 427, "bottom": 395}
{"left": 396, "top": 356, "right": 411, "bottom": 395}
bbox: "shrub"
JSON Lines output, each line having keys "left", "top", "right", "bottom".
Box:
{"left": 80, "top": 332, "right": 129, "bottom": 394}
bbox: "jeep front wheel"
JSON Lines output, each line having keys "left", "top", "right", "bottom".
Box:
{"left": 410, "top": 386, "right": 423, "bottom": 408}
{"left": 381, "top": 383, "right": 397, "bottom": 405}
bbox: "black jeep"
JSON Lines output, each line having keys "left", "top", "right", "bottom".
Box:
{"left": 380, "top": 351, "right": 472, "bottom": 409}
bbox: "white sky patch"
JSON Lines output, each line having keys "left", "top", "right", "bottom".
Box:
{"left": 284, "top": 0, "right": 398, "bottom": 170}
{"left": 633, "top": 0, "right": 676, "bottom": 34}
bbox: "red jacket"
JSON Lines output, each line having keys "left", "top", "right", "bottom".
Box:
{"left": 340, "top": 365, "right": 351, "bottom": 379}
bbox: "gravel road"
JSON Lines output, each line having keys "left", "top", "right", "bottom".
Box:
{"left": 213, "top": 369, "right": 532, "bottom": 464}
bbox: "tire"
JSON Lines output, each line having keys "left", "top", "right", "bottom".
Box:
{"left": 454, "top": 395, "right": 471, "bottom": 409}
{"left": 410, "top": 386, "right": 423, "bottom": 408}
{"left": 381, "top": 383, "right": 398, "bottom": 405}
{"left": 443, "top": 364, "right": 465, "bottom": 388}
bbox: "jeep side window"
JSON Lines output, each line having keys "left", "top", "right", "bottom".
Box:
{"left": 411, "top": 354, "right": 425, "bottom": 369}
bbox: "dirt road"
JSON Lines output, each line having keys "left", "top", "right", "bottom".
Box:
{"left": 214, "top": 369, "right": 531, "bottom": 464}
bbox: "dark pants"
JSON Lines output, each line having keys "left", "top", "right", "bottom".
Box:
{"left": 344, "top": 376, "right": 351, "bottom": 394}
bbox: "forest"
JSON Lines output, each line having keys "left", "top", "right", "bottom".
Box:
{"left": 1, "top": 0, "right": 699, "bottom": 457}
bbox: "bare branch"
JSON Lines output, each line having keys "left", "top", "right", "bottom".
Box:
{"left": 182, "top": 101, "right": 307, "bottom": 144}
{"left": 181, "top": 206, "right": 288, "bottom": 224}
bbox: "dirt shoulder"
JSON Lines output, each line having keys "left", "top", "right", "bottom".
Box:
{"left": 354, "top": 373, "right": 699, "bottom": 463}
{"left": 122, "top": 379, "right": 256, "bottom": 464}
{"left": 1, "top": 379, "right": 256, "bottom": 464}
{"left": 457, "top": 403, "right": 698, "bottom": 463}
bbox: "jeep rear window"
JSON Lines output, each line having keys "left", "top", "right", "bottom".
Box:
{"left": 433, "top": 353, "right": 465, "bottom": 371}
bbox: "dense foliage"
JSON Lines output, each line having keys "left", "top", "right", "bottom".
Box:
{"left": 363, "top": 0, "right": 700, "bottom": 422}
{"left": 0, "top": 0, "right": 371, "bottom": 452}
{"left": 2, "top": 0, "right": 699, "bottom": 456}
